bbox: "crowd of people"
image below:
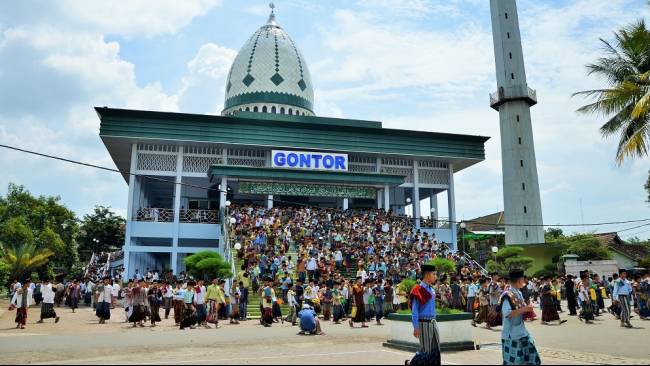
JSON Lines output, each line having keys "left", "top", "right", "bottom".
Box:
{"left": 5, "top": 204, "right": 650, "bottom": 365}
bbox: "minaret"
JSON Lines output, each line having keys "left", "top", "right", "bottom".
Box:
{"left": 489, "top": 0, "right": 545, "bottom": 245}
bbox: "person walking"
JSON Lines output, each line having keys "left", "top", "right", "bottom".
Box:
{"left": 565, "top": 275, "right": 578, "bottom": 316}
{"left": 500, "top": 269, "right": 541, "bottom": 365}
{"left": 10, "top": 280, "right": 33, "bottom": 329}
{"left": 37, "top": 279, "right": 60, "bottom": 324}
{"left": 614, "top": 269, "right": 633, "bottom": 328}
{"left": 410, "top": 264, "right": 441, "bottom": 365}
{"left": 95, "top": 276, "right": 113, "bottom": 325}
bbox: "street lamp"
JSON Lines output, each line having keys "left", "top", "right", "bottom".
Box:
{"left": 459, "top": 222, "right": 466, "bottom": 254}
{"left": 225, "top": 200, "right": 231, "bottom": 207}
{"left": 234, "top": 242, "right": 241, "bottom": 251}
{"left": 491, "top": 246, "right": 499, "bottom": 262}
{"left": 229, "top": 217, "right": 236, "bottom": 225}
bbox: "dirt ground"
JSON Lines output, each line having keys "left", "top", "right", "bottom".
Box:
{"left": 0, "top": 300, "right": 648, "bottom": 365}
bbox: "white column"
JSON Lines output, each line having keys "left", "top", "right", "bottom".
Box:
{"left": 267, "top": 195, "right": 274, "bottom": 209}
{"left": 171, "top": 252, "right": 178, "bottom": 276}
{"left": 124, "top": 143, "right": 138, "bottom": 280}
{"left": 219, "top": 176, "right": 228, "bottom": 208}
{"left": 448, "top": 164, "right": 457, "bottom": 252}
{"left": 413, "top": 161, "right": 421, "bottom": 229}
{"left": 430, "top": 192, "right": 438, "bottom": 220}
{"left": 171, "top": 147, "right": 183, "bottom": 275}
{"left": 343, "top": 198, "right": 349, "bottom": 211}
{"left": 384, "top": 185, "right": 390, "bottom": 213}
{"left": 376, "top": 189, "right": 382, "bottom": 209}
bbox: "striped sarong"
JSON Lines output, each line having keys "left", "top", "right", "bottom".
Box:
{"left": 619, "top": 295, "right": 631, "bottom": 324}
{"left": 418, "top": 320, "right": 441, "bottom": 365}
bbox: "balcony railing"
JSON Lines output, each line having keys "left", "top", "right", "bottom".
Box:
{"left": 179, "top": 209, "right": 220, "bottom": 224}
{"left": 133, "top": 208, "right": 220, "bottom": 224}
{"left": 134, "top": 208, "right": 174, "bottom": 222}
{"left": 490, "top": 85, "right": 537, "bottom": 110}
{"left": 419, "top": 217, "right": 452, "bottom": 229}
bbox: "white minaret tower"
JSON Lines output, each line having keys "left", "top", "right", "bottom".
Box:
{"left": 489, "top": 0, "right": 545, "bottom": 245}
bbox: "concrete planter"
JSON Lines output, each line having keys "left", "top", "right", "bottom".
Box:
{"left": 383, "top": 313, "right": 475, "bottom": 353}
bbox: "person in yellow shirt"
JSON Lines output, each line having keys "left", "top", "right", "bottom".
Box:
{"left": 206, "top": 278, "right": 225, "bottom": 328}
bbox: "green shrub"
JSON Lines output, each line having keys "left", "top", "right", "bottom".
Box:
{"left": 398, "top": 278, "right": 417, "bottom": 296}
{"left": 184, "top": 251, "right": 232, "bottom": 280}
{"left": 428, "top": 258, "right": 456, "bottom": 274}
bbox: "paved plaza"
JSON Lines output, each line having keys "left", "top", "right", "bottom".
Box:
{"left": 0, "top": 300, "right": 648, "bottom": 365}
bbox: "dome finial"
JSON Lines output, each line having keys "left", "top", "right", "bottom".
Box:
{"left": 267, "top": 2, "right": 277, "bottom": 25}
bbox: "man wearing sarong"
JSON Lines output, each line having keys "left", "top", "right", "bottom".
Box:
{"left": 95, "top": 276, "right": 113, "bottom": 325}
{"left": 577, "top": 271, "right": 594, "bottom": 324}
{"left": 258, "top": 277, "right": 273, "bottom": 327}
{"left": 162, "top": 281, "right": 173, "bottom": 320}
{"left": 410, "top": 264, "right": 441, "bottom": 365}
{"left": 348, "top": 277, "right": 367, "bottom": 328}
{"left": 472, "top": 278, "right": 490, "bottom": 328}
{"left": 11, "top": 280, "right": 33, "bottom": 329}
{"left": 206, "top": 278, "right": 224, "bottom": 328}
{"left": 180, "top": 281, "right": 197, "bottom": 330}
{"left": 500, "top": 270, "right": 541, "bottom": 366}
{"left": 128, "top": 279, "right": 147, "bottom": 327}
{"left": 172, "top": 282, "right": 185, "bottom": 326}
{"left": 539, "top": 277, "right": 566, "bottom": 326}
{"left": 614, "top": 268, "right": 633, "bottom": 328}
{"left": 69, "top": 280, "right": 81, "bottom": 313}
{"left": 147, "top": 281, "right": 162, "bottom": 327}
{"left": 37, "top": 279, "right": 60, "bottom": 324}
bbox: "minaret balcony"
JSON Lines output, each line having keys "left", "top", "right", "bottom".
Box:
{"left": 490, "top": 85, "right": 537, "bottom": 111}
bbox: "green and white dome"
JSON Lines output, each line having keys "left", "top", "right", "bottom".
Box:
{"left": 222, "top": 4, "right": 315, "bottom": 116}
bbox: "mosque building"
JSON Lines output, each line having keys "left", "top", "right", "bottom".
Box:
{"left": 97, "top": 5, "right": 489, "bottom": 277}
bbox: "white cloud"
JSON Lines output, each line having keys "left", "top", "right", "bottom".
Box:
{"left": 178, "top": 43, "right": 237, "bottom": 114}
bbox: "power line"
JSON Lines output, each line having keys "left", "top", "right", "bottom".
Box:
{"left": 2, "top": 142, "right": 649, "bottom": 229}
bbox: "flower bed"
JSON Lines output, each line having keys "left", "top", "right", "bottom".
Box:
{"left": 383, "top": 312, "right": 475, "bottom": 353}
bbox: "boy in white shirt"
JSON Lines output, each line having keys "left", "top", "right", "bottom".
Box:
{"left": 37, "top": 279, "right": 60, "bottom": 324}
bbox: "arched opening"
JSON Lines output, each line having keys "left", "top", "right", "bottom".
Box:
{"left": 262, "top": 106, "right": 268, "bottom": 113}
{"left": 253, "top": 106, "right": 258, "bottom": 112}
{"left": 271, "top": 106, "right": 277, "bottom": 114}
{"left": 288, "top": 108, "right": 293, "bottom": 115}
{"left": 246, "top": 107, "right": 250, "bottom": 112}
{"left": 280, "top": 107, "right": 285, "bottom": 114}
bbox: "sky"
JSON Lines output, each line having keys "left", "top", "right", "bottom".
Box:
{"left": 1, "top": 0, "right": 649, "bottom": 239}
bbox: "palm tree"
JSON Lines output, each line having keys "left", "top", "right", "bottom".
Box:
{"left": 574, "top": 20, "right": 650, "bottom": 164}
{"left": 1, "top": 242, "right": 54, "bottom": 281}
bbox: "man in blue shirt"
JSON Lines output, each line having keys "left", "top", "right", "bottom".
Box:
{"left": 297, "top": 304, "right": 324, "bottom": 335}
{"left": 410, "top": 264, "right": 440, "bottom": 365}
{"left": 614, "top": 268, "right": 633, "bottom": 328}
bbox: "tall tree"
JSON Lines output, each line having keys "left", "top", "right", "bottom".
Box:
{"left": 574, "top": 20, "right": 650, "bottom": 164}
{"left": 0, "top": 184, "right": 79, "bottom": 272}
{"left": 78, "top": 206, "right": 125, "bottom": 257}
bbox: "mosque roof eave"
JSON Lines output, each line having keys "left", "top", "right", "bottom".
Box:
{"left": 96, "top": 107, "right": 490, "bottom": 183}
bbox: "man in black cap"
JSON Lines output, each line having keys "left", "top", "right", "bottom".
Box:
{"left": 500, "top": 269, "right": 540, "bottom": 365}
{"left": 613, "top": 268, "right": 633, "bottom": 328}
{"left": 410, "top": 264, "right": 440, "bottom": 365}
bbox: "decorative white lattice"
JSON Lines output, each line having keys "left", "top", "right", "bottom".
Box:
{"left": 137, "top": 144, "right": 178, "bottom": 153}
{"left": 349, "top": 155, "right": 376, "bottom": 164}
{"left": 136, "top": 153, "right": 177, "bottom": 172}
{"left": 183, "top": 156, "right": 223, "bottom": 173}
{"left": 382, "top": 158, "right": 413, "bottom": 167}
{"left": 228, "top": 148, "right": 266, "bottom": 158}
{"left": 349, "top": 164, "right": 377, "bottom": 173}
{"left": 381, "top": 167, "right": 413, "bottom": 183}
{"left": 418, "top": 160, "right": 448, "bottom": 169}
{"left": 229, "top": 158, "right": 266, "bottom": 167}
{"left": 419, "top": 169, "right": 449, "bottom": 185}
{"left": 185, "top": 146, "right": 223, "bottom": 155}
